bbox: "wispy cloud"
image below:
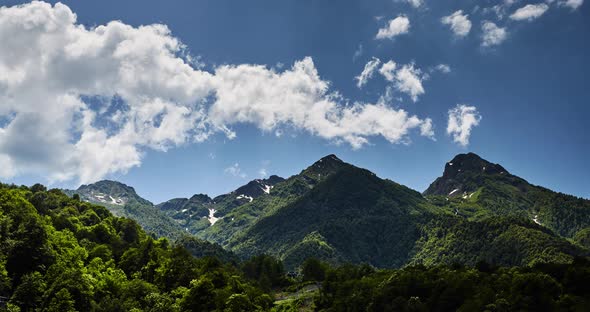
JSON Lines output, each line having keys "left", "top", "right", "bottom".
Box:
{"left": 559, "top": 0, "right": 584, "bottom": 10}
{"left": 355, "top": 57, "right": 381, "bottom": 88}
{"left": 435, "top": 64, "right": 451, "bottom": 74}
{"left": 404, "top": 0, "right": 424, "bottom": 8}
{"left": 510, "top": 4, "right": 549, "bottom": 21}
{"left": 447, "top": 104, "right": 482, "bottom": 146}
{"left": 225, "top": 163, "right": 247, "bottom": 178}
{"left": 352, "top": 44, "right": 363, "bottom": 61}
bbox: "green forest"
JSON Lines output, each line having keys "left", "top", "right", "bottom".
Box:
{"left": 1, "top": 182, "right": 590, "bottom": 311}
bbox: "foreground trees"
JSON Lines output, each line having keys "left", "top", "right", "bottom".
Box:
{"left": 0, "top": 184, "right": 271, "bottom": 311}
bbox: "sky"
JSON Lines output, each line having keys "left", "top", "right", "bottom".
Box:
{"left": 0, "top": 0, "right": 588, "bottom": 203}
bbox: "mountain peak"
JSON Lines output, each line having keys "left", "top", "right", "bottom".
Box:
{"left": 231, "top": 175, "right": 286, "bottom": 199}
{"left": 73, "top": 179, "right": 150, "bottom": 206}
{"left": 78, "top": 179, "right": 138, "bottom": 195}
{"left": 189, "top": 193, "right": 213, "bottom": 203}
{"left": 307, "top": 154, "right": 344, "bottom": 170}
{"left": 424, "top": 153, "right": 509, "bottom": 197}
{"left": 443, "top": 153, "right": 508, "bottom": 178}
{"left": 319, "top": 154, "right": 343, "bottom": 163}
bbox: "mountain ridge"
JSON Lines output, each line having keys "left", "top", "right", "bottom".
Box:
{"left": 63, "top": 152, "right": 590, "bottom": 268}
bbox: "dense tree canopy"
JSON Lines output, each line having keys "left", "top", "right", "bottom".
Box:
{"left": 0, "top": 183, "right": 272, "bottom": 311}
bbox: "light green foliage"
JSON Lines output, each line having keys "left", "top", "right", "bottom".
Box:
{"left": 0, "top": 182, "right": 273, "bottom": 311}
{"left": 65, "top": 180, "right": 186, "bottom": 240}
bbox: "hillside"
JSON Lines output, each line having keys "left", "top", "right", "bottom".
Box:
{"left": 199, "top": 154, "right": 587, "bottom": 269}
{"left": 227, "top": 165, "right": 434, "bottom": 269}
{"left": 64, "top": 181, "right": 185, "bottom": 239}
{"left": 156, "top": 175, "right": 286, "bottom": 235}
{"left": 61, "top": 153, "right": 590, "bottom": 270}
{"left": 424, "top": 153, "right": 590, "bottom": 238}
{"left": 196, "top": 155, "right": 353, "bottom": 246}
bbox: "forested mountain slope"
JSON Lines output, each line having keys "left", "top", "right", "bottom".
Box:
{"left": 424, "top": 153, "right": 590, "bottom": 238}
{"left": 199, "top": 154, "right": 587, "bottom": 269}
{"left": 156, "top": 175, "right": 286, "bottom": 235}
{"left": 63, "top": 153, "right": 590, "bottom": 270}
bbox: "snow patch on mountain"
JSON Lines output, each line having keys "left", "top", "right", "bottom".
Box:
{"left": 261, "top": 184, "right": 273, "bottom": 194}
{"left": 90, "top": 192, "right": 125, "bottom": 206}
{"left": 237, "top": 194, "right": 254, "bottom": 202}
{"left": 208, "top": 208, "right": 220, "bottom": 225}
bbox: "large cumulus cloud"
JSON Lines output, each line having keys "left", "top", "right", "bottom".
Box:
{"left": 0, "top": 1, "right": 434, "bottom": 184}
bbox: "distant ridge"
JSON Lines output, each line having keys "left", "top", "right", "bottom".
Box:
{"left": 64, "top": 153, "right": 590, "bottom": 268}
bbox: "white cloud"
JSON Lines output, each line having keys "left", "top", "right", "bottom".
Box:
{"left": 482, "top": 0, "right": 519, "bottom": 20}
{"left": 435, "top": 64, "right": 451, "bottom": 74}
{"left": 209, "top": 59, "right": 433, "bottom": 148}
{"left": 0, "top": 2, "right": 435, "bottom": 184}
{"left": 224, "top": 163, "right": 247, "bottom": 179}
{"left": 379, "top": 60, "right": 397, "bottom": 82}
{"left": 420, "top": 118, "right": 435, "bottom": 139}
{"left": 405, "top": 0, "right": 424, "bottom": 8}
{"left": 352, "top": 44, "right": 363, "bottom": 61}
{"left": 0, "top": 154, "right": 16, "bottom": 179}
{"left": 378, "top": 61, "right": 425, "bottom": 102}
{"left": 258, "top": 168, "right": 268, "bottom": 178}
{"left": 376, "top": 16, "right": 410, "bottom": 40}
{"left": 481, "top": 21, "right": 508, "bottom": 47}
{"left": 510, "top": 4, "right": 549, "bottom": 21}
{"left": 559, "top": 0, "right": 584, "bottom": 10}
{"left": 355, "top": 57, "right": 381, "bottom": 88}
{"left": 447, "top": 104, "right": 481, "bottom": 146}
{"left": 394, "top": 64, "right": 425, "bottom": 102}
{"left": 441, "top": 10, "right": 472, "bottom": 37}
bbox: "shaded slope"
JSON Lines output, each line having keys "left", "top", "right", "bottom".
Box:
{"left": 196, "top": 154, "right": 352, "bottom": 246}
{"left": 218, "top": 154, "right": 586, "bottom": 269}
{"left": 228, "top": 165, "right": 435, "bottom": 269}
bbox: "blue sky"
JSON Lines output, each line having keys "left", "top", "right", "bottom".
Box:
{"left": 0, "top": 0, "right": 588, "bottom": 203}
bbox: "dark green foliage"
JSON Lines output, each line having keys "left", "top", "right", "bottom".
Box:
{"left": 574, "top": 227, "right": 590, "bottom": 248}
{"left": 242, "top": 255, "right": 288, "bottom": 291}
{"left": 316, "top": 260, "right": 590, "bottom": 312}
{"left": 176, "top": 235, "right": 238, "bottom": 263}
{"left": 228, "top": 165, "right": 432, "bottom": 269}
{"left": 301, "top": 258, "right": 327, "bottom": 282}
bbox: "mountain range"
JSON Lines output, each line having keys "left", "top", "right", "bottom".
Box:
{"left": 66, "top": 153, "right": 590, "bottom": 269}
